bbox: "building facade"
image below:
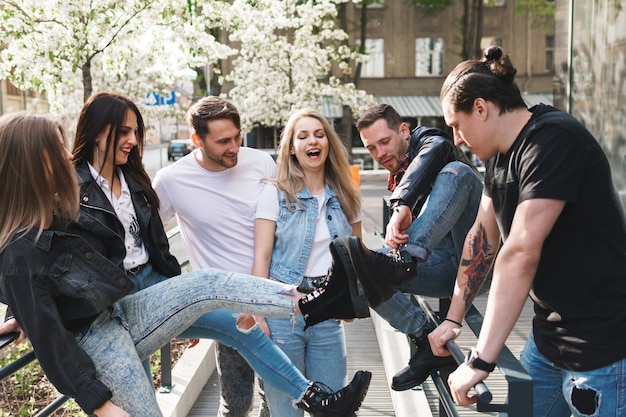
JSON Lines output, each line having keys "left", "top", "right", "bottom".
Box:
{"left": 343, "top": 0, "right": 554, "bottom": 125}
{"left": 0, "top": 80, "right": 49, "bottom": 115}
{"left": 240, "top": 0, "right": 555, "bottom": 155}
{"left": 554, "top": 0, "right": 626, "bottom": 202}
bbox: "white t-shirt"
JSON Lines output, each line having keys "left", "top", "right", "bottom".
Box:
{"left": 153, "top": 147, "right": 276, "bottom": 273}
{"left": 256, "top": 182, "right": 363, "bottom": 277}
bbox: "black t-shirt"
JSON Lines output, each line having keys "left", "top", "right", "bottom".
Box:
{"left": 484, "top": 104, "right": 626, "bottom": 371}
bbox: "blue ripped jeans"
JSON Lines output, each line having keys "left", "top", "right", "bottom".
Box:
{"left": 79, "top": 268, "right": 306, "bottom": 416}
{"left": 520, "top": 332, "right": 626, "bottom": 417}
{"left": 374, "top": 162, "right": 484, "bottom": 336}
{"left": 264, "top": 315, "right": 347, "bottom": 417}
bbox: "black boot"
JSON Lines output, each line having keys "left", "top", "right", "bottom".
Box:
{"left": 345, "top": 236, "right": 424, "bottom": 308}
{"left": 299, "top": 238, "right": 370, "bottom": 330}
{"left": 297, "top": 370, "right": 372, "bottom": 416}
{"left": 391, "top": 330, "right": 457, "bottom": 391}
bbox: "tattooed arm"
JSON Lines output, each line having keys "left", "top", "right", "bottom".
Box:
{"left": 428, "top": 193, "right": 500, "bottom": 356}
{"left": 441, "top": 197, "right": 565, "bottom": 406}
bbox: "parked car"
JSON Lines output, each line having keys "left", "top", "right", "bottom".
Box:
{"left": 167, "top": 139, "right": 194, "bottom": 161}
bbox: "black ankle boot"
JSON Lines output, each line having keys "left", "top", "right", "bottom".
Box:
{"left": 391, "top": 330, "right": 457, "bottom": 391}
{"left": 299, "top": 238, "right": 370, "bottom": 330}
{"left": 297, "top": 370, "right": 372, "bottom": 416}
{"left": 345, "top": 236, "right": 424, "bottom": 308}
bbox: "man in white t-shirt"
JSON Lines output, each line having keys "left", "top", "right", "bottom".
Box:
{"left": 153, "top": 97, "right": 275, "bottom": 417}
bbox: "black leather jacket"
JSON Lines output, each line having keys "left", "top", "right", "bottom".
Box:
{"left": 75, "top": 161, "right": 180, "bottom": 278}
{"left": 0, "top": 225, "right": 133, "bottom": 413}
{"left": 389, "top": 126, "right": 476, "bottom": 216}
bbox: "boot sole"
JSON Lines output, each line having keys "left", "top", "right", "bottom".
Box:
{"left": 345, "top": 370, "right": 372, "bottom": 416}
{"left": 330, "top": 239, "right": 371, "bottom": 318}
{"left": 345, "top": 236, "right": 384, "bottom": 307}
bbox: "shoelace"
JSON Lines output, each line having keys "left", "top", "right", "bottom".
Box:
{"left": 374, "top": 249, "right": 412, "bottom": 266}
{"left": 308, "top": 381, "right": 344, "bottom": 402}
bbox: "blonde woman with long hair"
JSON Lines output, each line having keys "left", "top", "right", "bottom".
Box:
{"left": 253, "top": 108, "right": 366, "bottom": 417}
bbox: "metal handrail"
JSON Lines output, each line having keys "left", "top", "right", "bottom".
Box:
{"left": 414, "top": 295, "right": 533, "bottom": 416}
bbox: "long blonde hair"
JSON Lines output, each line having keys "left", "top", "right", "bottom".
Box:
{"left": 0, "top": 112, "right": 78, "bottom": 252}
{"left": 274, "top": 108, "right": 361, "bottom": 222}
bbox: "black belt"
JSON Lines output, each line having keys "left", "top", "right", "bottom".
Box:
{"left": 296, "top": 275, "right": 326, "bottom": 294}
{"left": 126, "top": 264, "right": 147, "bottom": 275}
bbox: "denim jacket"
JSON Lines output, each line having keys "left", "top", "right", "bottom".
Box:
{"left": 390, "top": 126, "right": 475, "bottom": 216}
{"left": 268, "top": 185, "right": 353, "bottom": 286}
{"left": 0, "top": 225, "right": 134, "bottom": 413}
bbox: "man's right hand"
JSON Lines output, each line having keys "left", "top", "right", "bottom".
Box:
{"left": 428, "top": 321, "right": 461, "bottom": 357}
{"left": 385, "top": 204, "right": 412, "bottom": 249}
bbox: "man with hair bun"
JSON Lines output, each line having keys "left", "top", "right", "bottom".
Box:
{"left": 429, "top": 47, "right": 626, "bottom": 416}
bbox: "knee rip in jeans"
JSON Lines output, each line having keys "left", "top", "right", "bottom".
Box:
{"left": 236, "top": 313, "right": 258, "bottom": 333}
{"left": 570, "top": 378, "right": 600, "bottom": 416}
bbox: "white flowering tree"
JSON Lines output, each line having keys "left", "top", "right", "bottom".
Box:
{"left": 0, "top": 0, "right": 373, "bottom": 143}
{"left": 0, "top": 0, "right": 234, "bottom": 121}
{"left": 224, "top": 0, "right": 374, "bottom": 135}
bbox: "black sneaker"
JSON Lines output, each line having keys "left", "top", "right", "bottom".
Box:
{"left": 297, "top": 370, "right": 372, "bottom": 416}
{"left": 345, "top": 236, "right": 423, "bottom": 308}
{"left": 299, "top": 238, "right": 370, "bottom": 329}
{"left": 391, "top": 331, "right": 457, "bottom": 391}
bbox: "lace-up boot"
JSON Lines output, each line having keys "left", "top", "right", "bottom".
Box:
{"left": 297, "top": 370, "right": 372, "bottom": 416}
{"left": 345, "top": 236, "right": 424, "bottom": 308}
{"left": 391, "top": 330, "right": 457, "bottom": 391}
{"left": 299, "top": 238, "right": 370, "bottom": 329}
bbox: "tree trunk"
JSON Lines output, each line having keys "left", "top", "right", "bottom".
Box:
{"left": 210, "top": 60, "right": 222, "bottom": 96}
{"left": 338, "top": 1, "right": 368, "bottom": 159}
{"left": 192, "top": 66, "right": 208, "bottom": 99}
{"left": 82, "top": 60, "right": 92, "bottom": 103}
{"left": 462, "top": 0, "right": 483, "bottom": 60}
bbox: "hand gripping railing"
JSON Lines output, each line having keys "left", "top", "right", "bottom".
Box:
{"left": 414, "top": 295, "right": 533, "bottom": 417}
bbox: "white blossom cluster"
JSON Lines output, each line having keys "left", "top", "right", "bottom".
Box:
{"left": 0, "top": 0, "right": 373, "bottom": 129}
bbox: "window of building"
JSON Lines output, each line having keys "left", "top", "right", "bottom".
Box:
{"left": 484, "top": 0, "right": 505, "bottom": 6}
{"left": 415, "top": 37, "right": 444, "bottom": 77}
{"left": 481, "top": 36, "right": 504, "bottom": 50}
{"left": 5, "top": 82, "right": 22, "bottom": 96}
{"left": 545, "top": 35, "right": 555, "bottom": 72}
{"left": 360, "top": 38, "right": 385, "bottom": 78}
{"left": 356, "top": 0, "right": 384, "bottom": 8}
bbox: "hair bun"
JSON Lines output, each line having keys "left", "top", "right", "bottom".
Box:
{"left": 484, "top": 46, "right": 503, "bottom": 62}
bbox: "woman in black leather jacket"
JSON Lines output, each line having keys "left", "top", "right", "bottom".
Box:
{"left": 72, "top": 92, "right": 179, "bottom": 285}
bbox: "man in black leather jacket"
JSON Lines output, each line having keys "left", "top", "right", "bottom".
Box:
{"left": 341, "top": 104, "right": 484, "bottom": 391}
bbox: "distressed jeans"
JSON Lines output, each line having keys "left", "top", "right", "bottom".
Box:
{"left": 77, "top": 268, "right": 304, "bottom": 416}
{"left": 520, "top": 332, "right": 626, "bottom": 417}
{"left": 264, "top": 315, "right": 347, "bottom": 416}
{"left": 126, "top": 264, "right": 309, "bottom": 415}
{"left": 374, "top": 162, "right": 484, "bottom": 336}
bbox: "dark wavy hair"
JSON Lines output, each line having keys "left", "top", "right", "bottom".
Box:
{"left": 72, "top": 92, "right": 158, "bottom": 207}
{"left": 356, "top": 103, "right": 403, "bottom": 132}
{"left": 441, "top": 46, "right": 527, "bottom": 115}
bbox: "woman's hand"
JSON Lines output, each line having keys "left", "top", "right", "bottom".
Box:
{"left": 93, "top": 400, "right": 130, "bottom": 417}
{"left": 254, "top": 316, "right": 271, "bottom": 337}
{"left": 0, "top": 317, "right": 28, "bottom": 344}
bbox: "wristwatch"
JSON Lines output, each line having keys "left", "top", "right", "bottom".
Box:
{"left": 465, "top": 348, "right": 496, "bottom": 372}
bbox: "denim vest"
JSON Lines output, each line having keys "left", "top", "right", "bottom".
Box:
{"left": 268, "top": 185, "right": 353, "bottom": 286}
